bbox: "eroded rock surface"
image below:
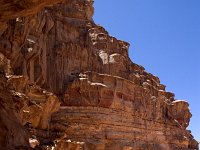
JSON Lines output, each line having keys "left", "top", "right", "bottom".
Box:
{"left": 0, "top": 0, "right": 198, "bottom": 149}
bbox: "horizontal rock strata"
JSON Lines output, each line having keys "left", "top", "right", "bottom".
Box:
{"left": 0, "top": 0, "right": 198, "bottom": 149}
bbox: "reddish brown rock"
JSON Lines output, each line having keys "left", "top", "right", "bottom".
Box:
{"left": 0, "top": 74, "right": 29, "bottom": 150}
{"left": 0, "top": 0, "right": 198, "bottom": 149}
{"left": 50, "top": 72, "right": 198, "bottom": 149}
{"left": 0, "top": 0, "right": 64, "bottom": 21}
{"left": 7, "top": 75, "right": 61, "bottom": 130}
{"left": 0, "top": 70, "right": 60, "bottom": 149}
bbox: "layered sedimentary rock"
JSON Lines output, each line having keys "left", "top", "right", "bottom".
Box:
{"left": 0, "top": 0, "right": 198, "bottom": 149}
{"left": 0, "top": 0, "right": 64, "bottom": 21}
{"left": 0, "top": 73, "right": 60, "bottom": 149}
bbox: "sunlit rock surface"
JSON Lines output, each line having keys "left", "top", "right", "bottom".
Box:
{"left": 0, "top": 0, "right": 198, "bottom": 149}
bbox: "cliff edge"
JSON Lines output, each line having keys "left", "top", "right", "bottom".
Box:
{"left": 0, "top": 0, "right": 198, "bottom": 149}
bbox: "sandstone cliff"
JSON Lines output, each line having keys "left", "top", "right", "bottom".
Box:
{"left": 0, "top": 0, "right": 198, "bottom": 150}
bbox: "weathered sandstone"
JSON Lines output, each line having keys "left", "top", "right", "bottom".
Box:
{"left": 0, "top": 0, "right": 198, "bottom": 149}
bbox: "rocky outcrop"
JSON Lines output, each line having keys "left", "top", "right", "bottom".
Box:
{"left": 0, "top": 74, "right": 29, "bottom": 150}
{"left": 0, "top": 0, "right": 64, "bottom": 37}
{"left": 0, "top": 73, "right": 60, "bottom": 149}
{"left": 50, "top": 72, "right": 197, "bottom": 149}
{"left": 0, "top": 0, "right": 198, "bottom": 149}
{"left": 8, "top": 75, "right": 60, "bottom": 130}
{"left": 0, "top": 0, "right": 63, "bottom": 21}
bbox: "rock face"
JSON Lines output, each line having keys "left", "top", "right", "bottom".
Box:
{"left": 0, "top": 0, "right": 199, "bottom": 149}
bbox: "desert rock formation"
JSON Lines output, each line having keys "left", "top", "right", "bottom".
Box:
{"left": 0, "top": 0, "right": 198, "bottom": 149}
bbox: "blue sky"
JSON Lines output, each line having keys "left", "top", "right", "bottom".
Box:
{"left": 93, "top": 0, "right": 200, "bottom": 141}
